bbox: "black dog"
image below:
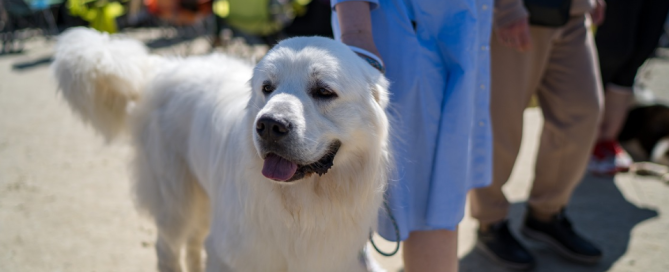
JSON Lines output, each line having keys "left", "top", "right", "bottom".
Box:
{"left": 619, "top": 104, "right": 669, "bottom": 165}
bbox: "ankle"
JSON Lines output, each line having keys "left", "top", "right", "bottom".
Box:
{"left": 528, "top": 207, "right": 555, "bottom": 223}
{"left": 479, "top": 219, "right": 505, "bottom": 232}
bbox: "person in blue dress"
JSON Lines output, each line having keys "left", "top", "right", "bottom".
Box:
{"left": 331, "top": 0, "right": 492, "bottom": 270}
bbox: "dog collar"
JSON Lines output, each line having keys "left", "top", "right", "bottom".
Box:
{"left": 348, "top": 45, "right": 385, "bottom": 74}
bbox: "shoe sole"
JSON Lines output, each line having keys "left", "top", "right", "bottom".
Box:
{"left": 475, "top": 240, "right": 535, "bottom": 271}
{"left": 520, "top": 227, "right": 602, "bottom": 264}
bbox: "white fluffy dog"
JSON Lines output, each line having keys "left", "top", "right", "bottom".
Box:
{"left": 52, "top": 28, "right": 391, "bottom": 272}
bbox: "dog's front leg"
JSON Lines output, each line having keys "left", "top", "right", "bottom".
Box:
{"left": 156, "top": 238, "right": 183, "bottom": 272}
{"left": 205, "top": 239, "right": 234, "bottom": 272}
{"left": 204, "top": 257, "right": 234, "bottom": 272}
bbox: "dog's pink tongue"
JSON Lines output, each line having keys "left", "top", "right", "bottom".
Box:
{"left": 262, "top": 154, "right": 298, "bottom": 181}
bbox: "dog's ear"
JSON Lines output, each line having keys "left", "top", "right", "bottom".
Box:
{"left": 370, "top": 74, "right": 390, "bottom": 109}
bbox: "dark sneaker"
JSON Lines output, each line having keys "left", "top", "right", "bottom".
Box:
{"left": 521, "top": 208, "right": 602, "bottom": 264}
{"left": 476, "top": 220, "right": 536, "bottom": 270}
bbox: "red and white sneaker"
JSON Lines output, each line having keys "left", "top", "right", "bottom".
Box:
{"left": 588, "top": 140, "right": 633, "bottom": 176}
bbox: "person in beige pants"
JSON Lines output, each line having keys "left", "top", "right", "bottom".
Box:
{"left": 469, "top": 0, "right": 605, "bottom": 269}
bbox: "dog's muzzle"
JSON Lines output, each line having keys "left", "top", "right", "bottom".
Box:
{"left": 255, "top": 116, "right": 341, "bottom": 182}
{"left": 260, "top": 141, "right": 341, "bottom": 183}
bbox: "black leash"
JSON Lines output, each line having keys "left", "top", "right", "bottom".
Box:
{"left": 369, "top": 201, "right": 400, "bottom": 257}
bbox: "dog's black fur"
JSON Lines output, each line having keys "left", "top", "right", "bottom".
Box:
{"left": 619, "top": 104, "right": 669, "bottom": 160}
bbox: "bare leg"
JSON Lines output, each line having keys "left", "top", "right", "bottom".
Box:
{"left": 403, "top": 228, "right": 458, "bottom": 272}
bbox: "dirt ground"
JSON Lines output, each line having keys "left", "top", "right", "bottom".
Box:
{"left": 1, "top": 32, "right": 669, "bottom": 272}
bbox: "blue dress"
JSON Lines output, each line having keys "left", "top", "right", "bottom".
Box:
{"left": 332, "top": 0, "right": 493, "bottom": 241}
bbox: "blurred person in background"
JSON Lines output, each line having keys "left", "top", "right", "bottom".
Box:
{"left": 145, "top": 0, "right": 211, "bottom": 25}
{"left": 588, "top": 0, "right": 669, "bottom": 176}
{"left": 469, "top": 0, "right": 606, "bottom": 269}
{"left": 332, "top": 0, "right": 493, "bottom": 271}
{"left": 210, "top": 0, "right": 331, "bottom": 46}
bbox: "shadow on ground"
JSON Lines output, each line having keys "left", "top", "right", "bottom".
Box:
{"left": 0, "top": 50, "right": 25, "bottom": 57}
{"left": 142, "top": 23, "right": 211, "bottom": 50}
{"left": 459, "top": 174, "right": 658, "bottom": 272}
{"left": 11, "top": 56, "right": 53, "bottom": 70}
{"left": 145, "top": 35, "right": 200, "bottom": 49}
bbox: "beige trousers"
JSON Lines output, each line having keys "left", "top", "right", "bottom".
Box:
{"left": 470, "top": 15, "right": 603, "bottom": 225}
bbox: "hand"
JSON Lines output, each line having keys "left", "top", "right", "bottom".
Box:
{"left": 495, "top": 17, "right": 532, "bottom": 52}
{"left": 590, "top": 0, "right": 606, "bottom": 26}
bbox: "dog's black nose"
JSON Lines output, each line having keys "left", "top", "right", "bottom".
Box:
{"left": 256, "top": 116, "right": 291, "bottom": 141}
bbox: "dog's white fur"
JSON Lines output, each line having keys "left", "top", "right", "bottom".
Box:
{"left": 52, "top": 28, "right": 391, "bottom": 272}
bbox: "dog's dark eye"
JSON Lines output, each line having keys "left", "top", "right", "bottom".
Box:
{"left": 313, "top": 87, "right": 337, "bottom": 99}
{"left": 262, "top": 84, "right": 274, "bottom": 94}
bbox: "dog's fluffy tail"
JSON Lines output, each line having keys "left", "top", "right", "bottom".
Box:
{"left": 52, "top": 27, "right": 160, "bottom": 141}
